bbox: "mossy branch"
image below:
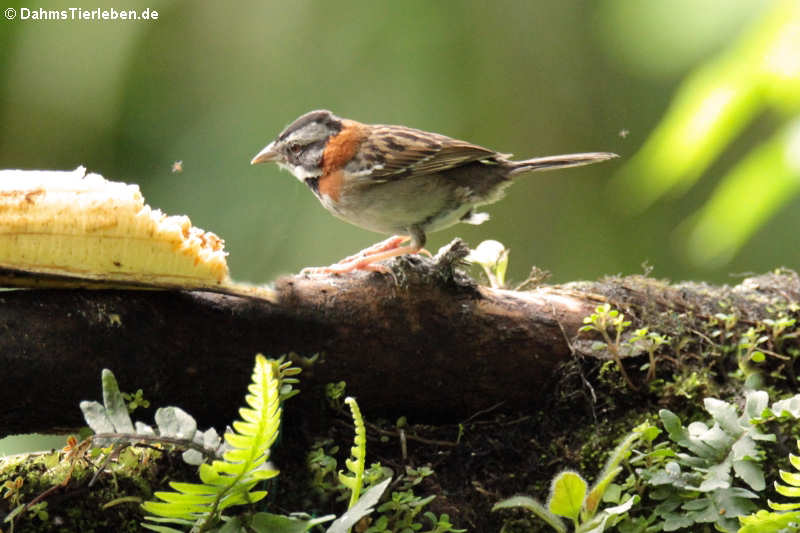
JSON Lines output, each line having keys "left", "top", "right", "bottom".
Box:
{"left": 0, "top": 245, "right": 799, "bottom": 435}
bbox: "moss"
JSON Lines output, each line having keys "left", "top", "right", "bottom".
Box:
{"left": 0, "top": 444, "right": 192, "bottom": 532}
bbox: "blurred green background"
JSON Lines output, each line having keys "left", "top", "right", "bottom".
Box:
{"left": 1, "top": 0, "right": 798, "bottom": 286}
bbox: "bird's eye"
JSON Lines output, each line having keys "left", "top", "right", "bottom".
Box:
{"left": 289, "top": 143, "right": 302, "bottom": 154}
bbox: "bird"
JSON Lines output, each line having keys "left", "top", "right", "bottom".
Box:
{"left": 251, "top": 109, "right": 617, "bottom": 273}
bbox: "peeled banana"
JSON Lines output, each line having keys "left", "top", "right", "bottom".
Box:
{"left": 0, "top": 167, "right": 230, "bottom": 290}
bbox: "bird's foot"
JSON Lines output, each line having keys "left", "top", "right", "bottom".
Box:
{"left": 300, "top": 235, "right": 426, "bottom": 275}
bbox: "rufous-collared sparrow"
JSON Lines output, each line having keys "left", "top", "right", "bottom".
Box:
{"left": 251, "top": 110, "right": 617, "bottom": 273}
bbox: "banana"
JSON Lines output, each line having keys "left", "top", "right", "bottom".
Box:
{"left": 0, "top": 167, "right": 229, "bottom": 290}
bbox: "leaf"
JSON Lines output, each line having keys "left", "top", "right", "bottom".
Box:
{"left": 153, "top": 490, "right": 216, "bottom": 505}
{"left": 101, "top": 369, "right": 135, "bottom": 433}
{"left": 640, "top": 425, "right": 662, "bottom": 443}
{"left": 659, "top": 410, "right": 712, "bottom": 457}
{"left": 662, "top": 511, "right": 695, "bottom": 531}
{"left": 771, "top": 395, "right": 800, "bottom": 418}
{"left": 141, "top": 500, "right": 206, "bottom": 518}
{"left": 738, "top": 509, "right": 800, "bottom": 533}
{"left": 745, "top": 389, "right": 770, "bottom": 419}
{"left": 603, "top": 495, "right": 637, "bottom": 516}
{"left": 142, "top": 355, "right": 285, "bottom": 527}
{"left": 734, "top": 459, "right": 766, "bottom": 491}
{"left": 493, "top": 496, "right": 567, "bottom": 533}
{"left": 781, "top": 469, "right": 800, "bottom": 487}
{"left": 326, "top": 477, "right": 391, "bottom": 533}
{"left": 155, "top": 407, "right": 197, "bottom": 441}
{"left": 776, "top": 481, "right": 800, "bottom": 498}
{"left": 216, "top": 516, "right": 245, "bottom": 533}
{"left": 577, "top": 497, "right": 638, "bottom": 533}
{"left": 338, "top": 396, "right": 367, "bottom": 509}
{"left": 697, "top": 423, "right": 733, "bottom": 452}
{"left": 548, "top": 471, "right": 587, "bottom": 521}
{"left": 181, "top": 449, "right": 203, "bottom": 466}
{"left": 250, "top": 513, "right": 335, "bottom": 533}
{"left": 731, "top": 435, "right": 759, "bottom": 461}
{"left": 136, "top": 421, "right": 155, "bottom": 435}
{"left": 767, "top": 499, "right": 800, "bottom": 511}
{"left": 698, "top": 459, "right": 731, "bottom": 491}
{"left": 704, "top": 398, "right": 742, "bottom": 437}
{"left": 577, "top": 513, "right": 611, "bottom": 533}
{"left": 586, "top": 430, "right": 641, "bottom": 515}
{"left": 79, "top": 400, "right": 115, "bottom": 435}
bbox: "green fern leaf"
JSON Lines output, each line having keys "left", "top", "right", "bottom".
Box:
{"left": 338, "top": 397, "right": 367, "bottom": 509}
{"left": 780, "top": 469, "right": 800, "bottom": 487}
{"left": 166, "top": 482, "right": 218, "bottom": 495}
{"left": 775, "top": 481, "right": 800, "bottom": 498}
{"left": 142, "top": 354, "right": 284, "bottom": 530}
{"left": 142, "top": 500, "right": 206, "bottom": 518}
{"left": 768, "top": 499, "right": 800, "bottom": 511}
{"left": 790, "top": 452, "right": 800, "bottom": 471}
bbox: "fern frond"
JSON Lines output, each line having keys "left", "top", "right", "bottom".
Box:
{"left": 142, "top": 354, "right": 282, "bottom": 531}
{"left": 768, "top": 440, "right": 800, "bottom": 512}
{"left": 338, "top": 397, "right": 367, "bottom": 510}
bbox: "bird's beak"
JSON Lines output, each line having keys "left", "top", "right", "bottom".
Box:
{"left": 250, "top": 142, "right": 279, "bottom": 165}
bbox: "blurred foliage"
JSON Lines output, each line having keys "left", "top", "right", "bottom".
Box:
{"left": 0, "top": 0, "right": 795, "bottom": 284}
{"left": 611, "top": 0, "right": 800, "bottom": 267}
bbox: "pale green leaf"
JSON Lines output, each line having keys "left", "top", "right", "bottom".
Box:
{"left": 101, "top": 369, "right": 135, "bottom": 433}
{"left": 155, "top": 407, "right": 197, "bottom": 441}
{"left": 548, "top": 471, "right": 587, "bottom": 521}
{"left": 734, "top": 459, "right": 765, "bottom": 491}
{"left": 603, "top": 494, "right": 637, "bottom": 516}
{"left": 80, "top": 400, "right": 115, "bottom": 435}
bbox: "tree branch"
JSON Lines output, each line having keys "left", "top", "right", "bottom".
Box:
{"left": 1, "top": 240, "right": 797, "bottom": 436}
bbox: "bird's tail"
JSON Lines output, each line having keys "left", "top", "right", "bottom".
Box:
{"left": 508, "top": 152, "right": 618, "bottom": 176}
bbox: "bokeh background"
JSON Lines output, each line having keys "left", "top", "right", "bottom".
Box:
{"left": 1, "top": 0, "right": 798, "bottom": 287}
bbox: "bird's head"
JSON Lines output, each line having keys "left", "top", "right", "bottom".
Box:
{"left": 250, "top": 109, "right": 343, "bottom": 182}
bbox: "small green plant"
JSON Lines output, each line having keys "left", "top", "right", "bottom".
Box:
{"left": 61, "top": 356, "right": 406, "bottom": 533}
{"left": 633, "top": 392, "right": 771, "bottom": 532}
{"left": 493, "top": 425, "right": 646, "bottom": 532}
{"left": 140, "top": 355, "right": 286, "bottom": 531}
{"left": 339, "top": 397, "right": 367, "bottom": 511}
{"left": 326, "top": 381, "right": 348, "bottom": 410}
{"left": 305, "top": 417, "right": 459, "bottom": 532}
{"left": 2, "top": 476, "right": 24, "bottom": 507}
{"left": 628, "top": 327, "right": 670, "bottom": 382}
{"left": 308, "top": 439, "right": 341, "bottom": 501}
{"left": 122, "top": 388, "right": 150, "bottom": 412}
{"left": 620, "top": 390, "right": 800, "bottom": 532}
{"left": 580, "top": 303, "right": 637, "bottom": 389}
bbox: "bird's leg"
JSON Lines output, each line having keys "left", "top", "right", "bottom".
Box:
{"left": 302, "top": 227, "right": 428, "bottom": 275}
{"left": 333, "top": 235, "right": 409, "bottom": 264}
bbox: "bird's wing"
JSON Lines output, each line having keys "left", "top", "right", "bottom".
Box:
{"left": 359, "top": 125, "right": 503, "bottom": 180}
